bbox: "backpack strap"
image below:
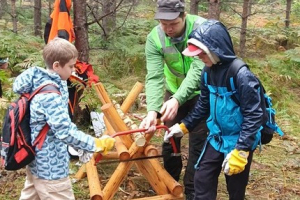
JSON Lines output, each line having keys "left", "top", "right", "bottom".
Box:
{"left": 225, "top": 59, "right": 249, "bottom": 106}
{"left": 29, "top": 84, "right": 60, "bottom": 100}
{"left": 32, "top": 124, "right": 50, "bottom": 149}
{"left": 30, "top": 84, "right": 61, "bottom": 149}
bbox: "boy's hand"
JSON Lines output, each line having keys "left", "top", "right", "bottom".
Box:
{"left": 78, "top": 149, "right": 93, "bottom": 163}
{"left": 94, "top": 135, "right": 116, "bottom": 154}
{"left": 222, "top": 149, "right": 249, "bottom": 176}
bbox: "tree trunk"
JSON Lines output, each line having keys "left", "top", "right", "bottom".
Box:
{"left": 285, "top": 0, "right": 292, "bottom": 28}
{"left": 73, "top": 0, "right": 90, "bottom": 126}
{"left": 34, "top": 0, "right": 42, "bottom": 37}
{"left": 73, "top": 0, "right": 89, "bottom": 62}
{"left": 239, "top": 0, "right": 252, "bottom": 58}
{"left": 208, "top": 0, "right": 221, "bottom": 20}
{"left": 190, "top": 0, "right": 200, "bottom": 15}
{"left": 0, "top": 0, "right": 7, "bottom": 19}
{"left": 102, "top": 0, "right": 116, "bottom": 39}
{"left": 11, "top": 0, "right": 17, "bottom": 33}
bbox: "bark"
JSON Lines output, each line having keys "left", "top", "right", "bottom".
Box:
{"left": 34, "top": 0, "right": 42, "bottom": 37}
{"left": 285, "top": 0, "right": 292, "bottom": 28}
{"left": 73, "top": 0, "right": 90, "bottom": 125}
{"left": 11, "top": 0, "right": 17, "bottom": 33}
{"left": 239, "top": 0, "right": 252, "bottom": 58}
{"left": 190, "top": 0, "right": 200, "bottom": 15}
{"left": 102, "top": 0, "right": 116, "bottom": 39}
{"left": 208, "top": 0, "right": 221, "bottom": 20}
{"left": 0, "top": 0, "right": 7, "bottom": 19}
{"left": 73, "top": 0, "right": 89, "bottom": 62}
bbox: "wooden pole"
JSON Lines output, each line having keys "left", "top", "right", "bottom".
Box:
{"left": 144, "top": 144, "right": 159, "bottom": 156}
{"left": 74, "top": 163, "right": 87, "bottom": 180}
{"left": 114, "top": 102, "right": 145, "bottom": 147}
{"left": 94, "top": 82, "right": 111, "bottom": 104}
{"left": 102, "top": 103, "right": 171, "bottom": 199}
{"left": 121, "top": 81, "right": 143, "bottom": 113}
{"left": 86, "top": 157, "right": 103, "bottom": 200}
{"left": 132, "top": 194, "right": 184, "bottom": 200}
{"left": 149, "top": 159, "right": 183, "bottom": 197}
{"left": 75, "top": 82, "right": 141, "bottom": 180}
{"left": 104, "top": 118, "right": 130, "bottom": 160}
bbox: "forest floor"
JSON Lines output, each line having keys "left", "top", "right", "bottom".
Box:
{"left": 0, "top": 130, "right": 299, "bottom": 200}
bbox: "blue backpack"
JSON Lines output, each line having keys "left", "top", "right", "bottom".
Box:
{"left": 204, "top": 59, "right": 284, "bottom": 144}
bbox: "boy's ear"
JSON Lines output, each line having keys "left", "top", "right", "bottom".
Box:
{"left": 52, "top": 61, "right": 60, "bottom": 72}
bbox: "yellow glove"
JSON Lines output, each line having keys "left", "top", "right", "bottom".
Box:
{"left": 222, "top": 149, "right": 249, "bottom": 176}
{"left": 94, "top": 135, "right": 116, "bottom": 155}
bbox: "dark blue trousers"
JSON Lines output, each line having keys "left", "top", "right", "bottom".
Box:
{"left": 194, "top": 143, "right": 253, "bottom": 200}
{"left": 162, "top": 92, "right": 208, "bottom": 195}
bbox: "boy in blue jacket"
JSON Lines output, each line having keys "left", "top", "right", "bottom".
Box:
{"left": 15, "top": 37, "right": 115, "bottom": 200}
{"left": 164, "top": 20, "right": 263, "bottom": 199}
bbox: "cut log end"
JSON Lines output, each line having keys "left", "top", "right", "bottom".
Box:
{"left": 135, "top": 137, "right": 146, "bottom": 147}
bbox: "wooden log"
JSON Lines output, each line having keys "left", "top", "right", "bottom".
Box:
{"left": 102, "top": 161, "right": 135, "bottom": 200}
{"left": 86, "top": 156, "right": 103, "bottom": 200}
{"left": 103, "top": 151, "right": 169, "bottom": 200}
{"left": 102, "top": 104, "right": 170, "bottom": 198}
{"left": 144, "top": 144, "right": 159, "bottom": 156}
{"left": 132, "top": 194, "right": 184, "bottom": 200}
{"left": 94, "top": 82, "right": 111, "bottom": 104}
{"left": 95, "top": 151, "right": 118, "bottom": 160}
{"left": 103, "top": 116, "right": 132, "bottom": 154}
{"left": 74, "top": 163, "right": 87, "bottom": 180}
{"left": 75, "top": 81, "right": 139, "bottom": 180}
{"left": 121, "top": 81, "right": 143, "bottom": 113}
{"left": 114, "top": 102, "right": 145, "bottom": 147}
{"left": 134, "top": 156, "right": 169, "bottom": 195}
{"left": 149, "top": 159, "right": 183, "bottom": 197}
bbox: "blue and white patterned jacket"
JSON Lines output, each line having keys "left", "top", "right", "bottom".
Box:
{"left": 13, "top": 67, "right": 96, "bottom": 180}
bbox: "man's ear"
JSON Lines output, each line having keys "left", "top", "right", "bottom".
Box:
{"left": 183, "top": 12, "right": 187, "bottom": 20}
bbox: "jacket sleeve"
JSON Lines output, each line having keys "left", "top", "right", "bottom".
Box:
{"left": 34, "top": 93, "right": 96, "bottom": 152}
{"left": 145, "top": 33, "right": 165, "bottom": 113}
{"left": 181, "top": 69, "right": 210, "bottom": 131}
{"left": 173, "top": 57, "right": 204, "bottom": 105}
{"left": 235, "top": 67, "right": 263, "bottom": 151}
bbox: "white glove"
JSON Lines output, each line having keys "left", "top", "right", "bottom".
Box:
{"left": 164, "top": 123, "right": 184, "bottom": 143}
{"left": 78, "top": 149, "right": 94, "bottom": 163}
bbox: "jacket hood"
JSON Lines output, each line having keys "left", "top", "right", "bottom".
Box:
{"left": 188, "top": 20, "right": 236, "bottom": 63}
{"left": 13, "top": 66, "right": 62, "bottom": 94}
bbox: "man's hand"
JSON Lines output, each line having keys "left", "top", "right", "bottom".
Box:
{"left": 222, "top": 149, "right": 249, "bottom": 176}
{"left": 78, "top": 149, "right": 93, "bottom": 163}
{"left": 139, "top": 111, "right": 158, "bottom": 133}
{"left": 94, "top": 135, "right": 116, "bottom": 154}
{"left": 160, "top": 98, "right": 179, "bottom": 122}
{"left": 164, "top": 123, "right": 188, "bottom": 143}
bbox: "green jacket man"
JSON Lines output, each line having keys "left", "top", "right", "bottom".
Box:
{"left": 139, "top": 0, "right": 208, "bottom": 199}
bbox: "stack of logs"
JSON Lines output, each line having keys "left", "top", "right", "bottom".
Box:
{"left": 74, "top": 82, "right": 183, "bottom": 200}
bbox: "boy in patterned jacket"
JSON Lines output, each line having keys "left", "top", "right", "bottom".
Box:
{"left": 15, "top": 37, "right": 115, "bottom": 200}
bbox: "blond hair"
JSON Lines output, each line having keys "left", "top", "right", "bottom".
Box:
{"left": 43, "top": 37, "right": 78, "bottom": 69}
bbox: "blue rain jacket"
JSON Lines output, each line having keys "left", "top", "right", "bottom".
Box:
{"left": 182, "top": 20, "right": 263, "bottom": 156}
{"left": 13, "top": 67, "right": 96, "bottom": 180}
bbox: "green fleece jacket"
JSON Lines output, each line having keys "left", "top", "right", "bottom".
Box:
{"left": 145, "top": 14, "right": 206, "bottom": 112}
